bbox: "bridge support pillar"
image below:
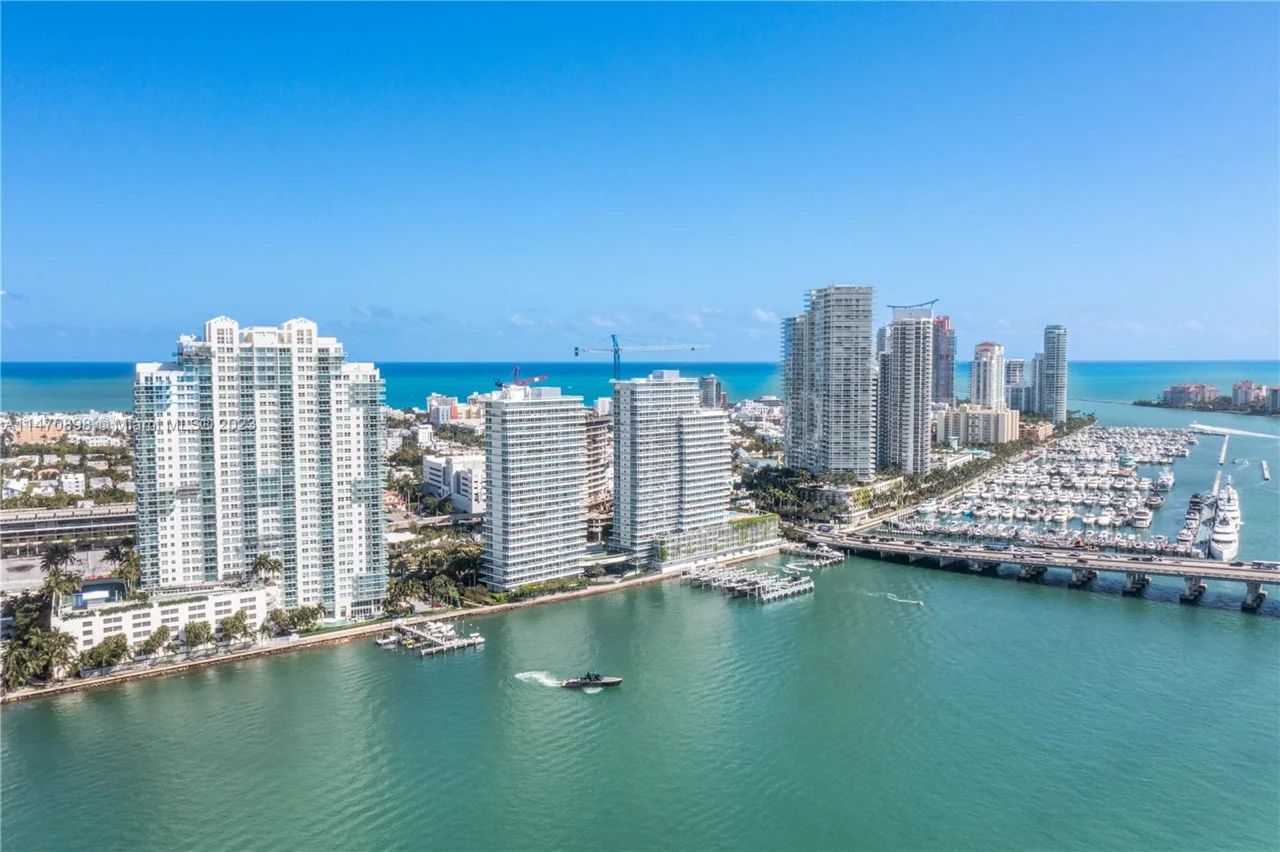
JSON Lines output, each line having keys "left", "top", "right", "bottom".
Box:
{"left": 1179, "top": 576, "right": 1206, "bottom": 604}
{"left": 1242, "top": 581, "right": 1267, "bottom": 613}
{"left": 1068, "top": 568, "right": 1097, "bottom": 589}
{"left": 1017, "top": 564, "right": 1047, "bottom": 582}
{"left": 1122, "top": 572, "right": 1150, "bottom": 596}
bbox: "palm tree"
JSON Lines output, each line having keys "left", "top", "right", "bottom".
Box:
{"left": 40, "top": 542, "right": 77, "bottom": 574}
{"left": 103, "top": 544, "right": 127, "bottom": 568}
{"left": 41, "top": 567, "right": 82, "bottom": 606}
{"left": 112, "top": 551, "right": 141, "bottom": 593}
{"left": 28, "top": 628, "right": 78, "bottom": 680}
{"left": 250, "top": 553, "right": 283, "bottom": 585}
{"left": 2, "top": 645, "right": 38, "bottom": 691}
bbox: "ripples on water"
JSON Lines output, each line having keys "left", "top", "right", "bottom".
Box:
{"left": 2, "top": 558, "right": 1277, "bottom": 851}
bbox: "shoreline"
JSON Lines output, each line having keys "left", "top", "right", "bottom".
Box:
{"left": 1, "top": 547, "right": 778, "bottom": 705}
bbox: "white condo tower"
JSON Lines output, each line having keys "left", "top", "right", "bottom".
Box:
{"left": 481, "top": 385, "right": 586, "bottom": 591}
{"left": 134, "top": 317, "right": 387, "bottom": 619}
{"left": 611, "top": 370, "right": 730, "bottom": 559}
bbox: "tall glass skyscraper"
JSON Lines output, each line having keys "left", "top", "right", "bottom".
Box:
{"left": 931, "top": 315, "right": 956, "bottom": 405}
{"left": 781, "top": 286, "right": 875, "bottom": 478}
{"left": 1041, "top": 325, "right": 1069, "bottom": 424}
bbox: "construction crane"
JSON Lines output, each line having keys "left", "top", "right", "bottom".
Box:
{"left": 494, "top": 365, "right": 547, "bottom": 389}
{"left": 574, "top": 334, "right": 707, "bottom": 380}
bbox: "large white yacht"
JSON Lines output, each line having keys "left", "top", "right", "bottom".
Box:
{"left": 1208, "top": 479, "right": 1242, "bottom": 561}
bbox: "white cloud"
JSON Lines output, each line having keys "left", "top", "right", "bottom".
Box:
{"left": 587, "top": 315, "right": 613, "bottom": 328}
{"left": 1179, "top": 320, "right": 1204, "bottom": 333}
{"left": 751, "top": 308, "right": 778, "bottom": 323}
{"left": 509, "top": 313, "right": 534, "bottom": 327}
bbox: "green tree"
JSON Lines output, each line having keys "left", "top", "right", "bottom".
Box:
{"left": 27, "top": 627, "right": 79, "bottom": 680}
{"left": 251, "top": 553, "right": 283, "bottom": 585}
{"left": 112, "top": 551, "right": 142, "bottom": 593}
{"left": 103, "top": 543, "right": 127, "bottom": 568}
{"left": 184, "top": 620, "right": 213, "bottom": 650}
{"left": 217, "top": 610, "right": 250, "bottom": 644}
{"left": 3, "top": 644, "right": 38, "bottom": 690}
{"left": 79, "top": 634, "right": 130, "bottom": 671}
{"left": 41, "top": 566, "right": 83, "bottom": 606}
{"left": 40, "top": 542, "right": 77, "bottom": 574}
{"left": 137, "top": 625, "right": 172, "bottom": 657}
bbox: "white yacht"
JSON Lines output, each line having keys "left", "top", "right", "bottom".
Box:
{"left": 1208, "top": 480, "right": 1242, "bottom": 561}
{"left": 1208, "top": 514, "right": 1239, "bottom": 561}
{"left": 1155, "top": 470, "right": 1175, "bottom": 491}
{"left": 1132, "top": 507, "right": 1152, "bottom": 528}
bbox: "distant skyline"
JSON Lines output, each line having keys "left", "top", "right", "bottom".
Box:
{"left": 2, "top": 3, "right": 1277, "bottom": 363}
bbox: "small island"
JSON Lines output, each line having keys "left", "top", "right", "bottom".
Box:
{"left": 1135, "top": 381, "right": 1278, "bottom": 416}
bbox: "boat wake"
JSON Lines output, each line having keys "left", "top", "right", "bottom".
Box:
{"left": 515, "top": 671, "right": 561, "bottom": 688}
{"left": 856, "top": 590, "right": 925, "bottom": 607}
{"left": 581, "top": 687, "right": 604, "bottom": 695}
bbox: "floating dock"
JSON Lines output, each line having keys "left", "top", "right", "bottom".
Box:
{"left": 1263, "top": 460, "right": 1271, "bottom": 481}
{"left": 1218, "top": 436, "right": 1229, "bottom": 465}
{"left": 391, "top": 620, "right": 485, "bottom": 657}
{"left": 683, "top": 566, "right": 814, "bottom": 603}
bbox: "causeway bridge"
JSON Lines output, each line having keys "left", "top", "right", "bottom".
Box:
{"left": 811, "top": 532, "right": 1278, "bottom": 611}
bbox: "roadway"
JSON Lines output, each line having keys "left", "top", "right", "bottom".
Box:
{"left": 812, "top": 532, "right": 1280, "bottom": 586}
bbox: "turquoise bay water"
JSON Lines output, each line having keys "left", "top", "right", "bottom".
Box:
{"left": 2, "top": 363, "right": 1278, "bottom": 850}
{"left": 4, "top": 359, "right": 1279, "bottom": 412}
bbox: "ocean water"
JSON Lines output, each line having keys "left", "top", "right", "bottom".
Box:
{"left": 1, "top": 363, "right": 1278, "bottom": 850}
{"left": 4, "top": 359, "right": 1278, "bottom": 413}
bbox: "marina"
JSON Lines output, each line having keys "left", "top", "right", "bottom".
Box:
{"left": 683, "top": 564, "right": 815, "bottom": 602}
{"left": 375, "top": 619, "right": 486, "bottom": 657}
{"left": 901, "top": 426, "right": 1208, "bottom": 555}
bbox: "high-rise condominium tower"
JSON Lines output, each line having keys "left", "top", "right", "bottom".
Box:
{"left": 134, "top": 317, "right": 387, "bottom": 619}
{"left": 885, "top": 306, "right": 934, "bottom": 475}
{"left": 970, "top": 342, "right": 1006, "bottom": 410}
{"left": 1041, "top": 325, "right": 1069, "bottom": 424}
{"left": 781, "top": 286, "right": 875, "bottom": 478}
{"left": 612, "top": 370, "right": 729, "bottom": 558}
{"left": 932, "top": 316, "right": 956, "bottom": 406}
{"left": 481, "top": 385, "right": 586, "bottom": 591}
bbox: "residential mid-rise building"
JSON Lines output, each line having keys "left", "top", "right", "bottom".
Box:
{"left": 1232, "top": 380, "right": 1268, "bottom": 408}
{"left": 422, "top": 453, "right": 485, "bottom": 513}
{"left": 133, "top": 317, "right": 387, "bottom": 620}
{"left": 612, "top": 370, "right": 730, "bottom": 562}
{"left": 932, "top": 316, "right": 956, "bottom": 406}
{"left": 934, "top": 405, "right": 1021, "bottom": 445}
{"left": 782, "top": 286, "right": 875, "bottom": 478}
{"left": 1041, "top": 325, "right": 1069, "bottom": 424}
{"left": 970, "top": 342, "right": 1006, "bottom": 410}
{"left": 481, "top": 385, "right": 586, "bottom": 591}
{"left": 699, "top": 375, "right": 724, "bottom": 408}
{"left": 1005, "top": 359, "right": 1026, "bottom": 387}
{"left": 1162, "top": 383, "right": 1219, "bottom": 406}
{"left": 885, "top": 305, "right": 934, "bottom": 474}
{"left": 1270, "top": 387, "right": 1280, "bottom": 414}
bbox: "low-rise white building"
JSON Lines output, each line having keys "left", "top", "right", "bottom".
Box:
{"left": 53, "top": 584, "right": 281, "bottom": 655}
{"left": 61, "top": 473, "right": 86, "bottom": 496}
{"left": 422, "top": 453, "right": 486, "bottom": 513}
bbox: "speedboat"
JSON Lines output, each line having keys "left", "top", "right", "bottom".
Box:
{"left": 561, "top": 672, "right": 623, "bottom": 688}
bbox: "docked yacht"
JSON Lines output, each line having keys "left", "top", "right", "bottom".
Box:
{"left": 1155, "top": 470, "right": 1175, "bottom": 491}
{"left": 1208, "top": 514, "right": 1240, "bottom": 561}
{"left": 1132, "top": 507, "right": 1152, "bottom": 528}
{"left": 1208, "top": 480, "right": 1242, "bottom": 561}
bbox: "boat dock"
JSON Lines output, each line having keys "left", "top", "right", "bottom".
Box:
{"left": 383, "top": 619, "right": 485, "bottom": 657}
{"left": 780, "top": 543, "right": 843, "bottom": 568}
{"left": 1218, "top": 435, "right": 1229, "bottom": 465}
{"left": 683, "top": 565, "right": 815, "bottom": 602}
{"left": 1263, "top": 460, "right": 1271, "bottom": 481}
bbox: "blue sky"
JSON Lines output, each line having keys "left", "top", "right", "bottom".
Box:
{"left": 2, "top": 3, "right": 1276, "bottom": 363}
